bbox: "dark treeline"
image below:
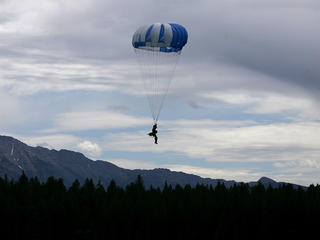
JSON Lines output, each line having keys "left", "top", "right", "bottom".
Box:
{"left": 0, "top": 173, "right": 319, "bottom": 240}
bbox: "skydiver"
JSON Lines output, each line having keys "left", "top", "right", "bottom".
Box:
{"left": 148, "top": 124, "right": 158, "bottom": 144}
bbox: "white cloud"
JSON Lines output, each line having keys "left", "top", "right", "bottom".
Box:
{"left": 0, "top": 59, "right": 139, "bottom": 95}
{"left": 167, "top": 119, "right": 256, "bottom": 128}
{"left": 102, "top": 120, "right": 320, "bottom": 164}
{"left": 273, "top": 159, "right": 320, "bottom": 170}
{"left": 202, "top": 91, "right": 260, "bottom": 105}
{"left": 103, "top": 158, "right": 261, "bottom": 182}
{"left": 12, "top": 133, "right": 102, "bottom": 158}
{"left": 202, "top": 90, "right": 320, "bottom": 120}
{"left": 166, "top": 164, "right": 261, "bottom": 182}
{"left": 78, "top": 140, "right": 102, "bottom": 157}
{"left": 0, "top": 90, "right": 24, "bottom": 127}
{"left": 46, "top": 111, "right": 150, "bottom": 132}
{"left": 0, "top": 0, "right": 51, "bottom": 34}
{"left": 19, "top": 134, "right": 81, "bottom": 150}
{"left": 106, "top": 158, "right": 158, "bottom": 170}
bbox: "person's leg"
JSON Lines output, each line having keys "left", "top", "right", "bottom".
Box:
{"left": 154, "top": 135, "right": 158, "bottom": 144}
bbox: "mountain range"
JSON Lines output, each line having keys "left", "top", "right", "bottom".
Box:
{"left": 0, "top": 135, "right": 306, "bottom": 189}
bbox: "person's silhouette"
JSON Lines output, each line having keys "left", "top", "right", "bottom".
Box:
{"left": 148, "top": 124, "right": 158, "bottom": 144}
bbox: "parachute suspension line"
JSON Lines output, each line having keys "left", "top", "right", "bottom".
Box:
{"left": 153, "top": 49, "right": 158, "bottom": 122}
{"left": 155, "top": 51, "right": 181, "bottom": 122}
{"left": 153, "top": 50, "right": 164, "bottom": 123}
{"left": 152, "top": 49, "right": 158, "bottom": 122}
{"left": 148, "top": 50, "right": 154, "bottom": 120}
{"left": 135, "top": 49, "right": 156, "bottom": 122}
{"left": 151, "top": 49, "right": 157, "bottom": 122}
{"left": 134, "top": 48, "right": 181, "bottom": 123}
{"left": 154, "top": 50, "right": 160, "bottom": 123}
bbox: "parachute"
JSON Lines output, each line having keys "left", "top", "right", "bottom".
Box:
{"left": 132, "top": 23, "right": 188, "bottom": 123}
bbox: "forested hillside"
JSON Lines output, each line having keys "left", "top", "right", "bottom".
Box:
{"left": 0, "top": 173, "right": 318, "bottom": 240}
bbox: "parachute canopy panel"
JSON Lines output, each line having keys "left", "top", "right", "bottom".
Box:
{"left": 132, "top": 23, "right": 188, "bottom": 53}
{"left": 132, "top": 23, "right": 188, "bottom": 123}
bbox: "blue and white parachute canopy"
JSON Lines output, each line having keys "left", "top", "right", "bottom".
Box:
{"left": 132, "top": 23, "right": 188, "bottom": 53}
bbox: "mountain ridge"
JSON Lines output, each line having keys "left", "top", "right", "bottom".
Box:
{"left": 0, "top": 135, "right": 306, "bottom": 189}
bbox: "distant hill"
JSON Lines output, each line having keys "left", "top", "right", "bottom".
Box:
{"left": 0, "top": 135, "right": 306, "bottom": 189}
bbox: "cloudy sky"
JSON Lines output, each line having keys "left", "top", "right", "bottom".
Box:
{"left": 1, "top": 0, "right": 320, "bottom": 186}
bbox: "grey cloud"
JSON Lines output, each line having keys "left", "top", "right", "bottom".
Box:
{"left": 186, "top": 1, "right": 320, "bottom": 94}
{"left": 108, "top": 104, "right": 131, "bottom": 111}
{"left": 0, "top": 14, "right": 12, "bottom": 24}
{"left": 1, "top": 0, "right": 320, "bottom": 99}
{"left": 187, "top": 100, "right": 202, "bottom": 109}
